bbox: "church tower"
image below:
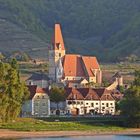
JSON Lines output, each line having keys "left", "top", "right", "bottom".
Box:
{"left": 48, "top": 24, "right": 65, "bottom": 81}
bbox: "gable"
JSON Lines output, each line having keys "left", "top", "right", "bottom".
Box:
{"left": 66, "top": 88, "right": 84, "bottom": 100}
{"left": 82, "top": 56, "right": 100, "bottom": 77}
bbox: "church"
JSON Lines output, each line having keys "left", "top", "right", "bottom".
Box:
{"left": 48, "top": 24, "right": 102, "bottom": 87}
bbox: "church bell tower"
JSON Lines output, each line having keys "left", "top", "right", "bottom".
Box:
{"left": 48, "top": 24, "right": 65, "bottom": 81}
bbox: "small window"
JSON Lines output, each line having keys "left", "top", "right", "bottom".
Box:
{"left": 110, "top": 103, "right": 113, "bottom": 105}
{"left": 102, "top": 103, "right": 104, "bottom": 105}
{"left": 91, "top": 103, "right": 94, "bottom": 107}
{"left": 96, "top": 103, "right": 98, "bottom": 105}
{"left": 86, "top": 103, "right": 88, "bottom": 105}
{"left": 77, "top": 101, "right": 80, "bottom": 104}
{"left": 81, "top": 102, "right": 83, "bottom": 104}
{"left": 102, "top": 107, "right": 105, "bottom": 110}
{"left": 106, "top": 103, "right": 109, "bottom": 107}
{"left": 37, "top": 96, "right": 40, "bottom": 99}
{"left": 68, "top": 101, "right": 72, "bottom": 105}
{"left": 42, "top": 96, "right": 45, "bottom": 99}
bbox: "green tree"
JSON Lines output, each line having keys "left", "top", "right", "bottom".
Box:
{"left": 0, "top": 59, "right": 29, "bottom": 122}
{"left": 50, "top": 86, "right": 65, "bottom": 115}
{"left": 119, "top": 70, "right": 140, "bottom": 127}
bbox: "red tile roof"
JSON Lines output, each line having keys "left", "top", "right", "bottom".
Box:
{"left": 27, "top": 85, "right": 37, "bottom": 99}
{"left": 66, "top": 88, "right": 84, "bottom": 100}
{"left": 52, "top": 24, "right": 65, "bottom": 50}
{"left": 27, "top": 85, "right": 48, "bottom": 99}
{"left": 65, "top": 88, "right": 116, "bottom": 101}
{"left": 63, "top": 54, "right": 85, "bottom": 77}
{"left": 82, "top": 56, "right": 100, "bottom": 77}
{"left": 78, "top": 88, "right": 100, "bottom": 100}
{"left": 36, "top": 87, "right": 46, "bottom": 93}
{"left": 62, "top": 55, "right": 100, "bottom": 78}
{"left": 94, "top": 88, "right": 115, "bottom": 100}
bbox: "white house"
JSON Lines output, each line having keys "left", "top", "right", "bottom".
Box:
{"left": 65, "top": 88, "right": 118, "bottom": 116}
{"left": 22, "top": 85, "right": 50, "bottom": 117}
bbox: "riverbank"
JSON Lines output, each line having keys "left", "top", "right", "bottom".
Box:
{"left": 0, "top": 129, "right": 140, "bottom": 139}
{"left": 0, "top": 118, "right": 139, "bottom": 139}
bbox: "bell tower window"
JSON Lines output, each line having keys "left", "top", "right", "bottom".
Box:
{"left": 59, "top": 53, "right": 61, "bottom": 57}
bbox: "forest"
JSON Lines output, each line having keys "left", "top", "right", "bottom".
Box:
{"left": 0, "top": 0, "right": 140, "bottom": 62}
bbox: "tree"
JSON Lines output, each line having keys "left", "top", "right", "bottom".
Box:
{"left": 50, "top": 86, "right": 65, "bottom": 115}
{"left": 119, "top": 70, "right": 140, "bottom": 127}
{"left": 0, "top": 59, "right": 29, "bottom": 122}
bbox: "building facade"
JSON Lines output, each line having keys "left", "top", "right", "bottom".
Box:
{"left": 65, "top": 88, "right": 118, "bottom": 115}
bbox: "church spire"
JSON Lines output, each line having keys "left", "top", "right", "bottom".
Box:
{"left": 52, "top": 24, "right": 65, "bottom": 50}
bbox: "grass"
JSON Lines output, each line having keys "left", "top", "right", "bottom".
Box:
{"left": 0, "top": 118, "right": 126, "bottom": 132}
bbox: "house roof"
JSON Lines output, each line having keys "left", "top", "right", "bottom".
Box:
{"left": 65, "top": 88, "right": 116, "bottom": 101}
{"left": 82, "top": 56, "right": 100, "bottom": 77}
{"left": 36, "top": 87, "right": 46, "bottom": 93}
{"left": 63, "top": 54, "right": 86, "bottom": 77}
{"left": 52, "top": 24, "right": 65, "bottom": 50}
{"left": 94, "top": 88, "right": 115, "bottom": 100}
{"left": 65, "top": 88, "right": 84, "bottom": 100}
{"left": 78, "top": 88, "right": 100, "bottom": 100}
{"left": 27, "top": 85, "right": 37, "bottom": 99}
{"left": 62, "top": 55, "right": 100, "bottom": 78}
{"left": 27, "top": 85, "right": 48, "bottom": 99}
{"left": 27, "top": 72, "right": 50, "bottom": 81}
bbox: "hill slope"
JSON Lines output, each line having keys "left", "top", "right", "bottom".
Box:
{"left": 0, "top": 0, "right": 140, "bottom": 62}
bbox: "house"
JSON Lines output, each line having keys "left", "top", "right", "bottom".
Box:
{"left": 48, "top": 24, "right": 102, "bottom": 87}
{"left": 65, "top": 88, "right": 120, "bottom": 116}
{"left": 22, "top": 85, "right": 50, "bottom": 117}
{"left": 26, "top": 72, "right": 50, "bottom": 88}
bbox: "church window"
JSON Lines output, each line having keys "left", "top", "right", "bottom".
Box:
{"left": 59, "top": 53, "right": 61, "bottom": 57}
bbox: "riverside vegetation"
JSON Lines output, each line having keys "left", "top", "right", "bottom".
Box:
{"left": 0, "top": 59, "right": 29, "bottom": 122}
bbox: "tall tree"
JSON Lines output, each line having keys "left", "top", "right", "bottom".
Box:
{"left": 0, "top": 59, "right": 29, "bottom": 122}
{"left": 119, "top": 70, "right": 140, "bottom": 127}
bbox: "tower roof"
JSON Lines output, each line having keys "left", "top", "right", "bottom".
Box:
{"left": 52, "top": 24, "right": 65, "bottom": 50}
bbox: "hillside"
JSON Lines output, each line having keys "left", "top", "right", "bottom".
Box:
{"left": 0, "top": 0, "right": 140, "bottom": 62}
